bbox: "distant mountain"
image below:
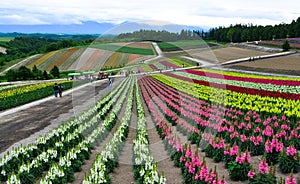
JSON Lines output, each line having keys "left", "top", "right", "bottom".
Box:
{"left": 0, "top": 21, "right": 116, "bottom": 34}
{"left": 0, "top": 20, "right": 205, "bottom": 35}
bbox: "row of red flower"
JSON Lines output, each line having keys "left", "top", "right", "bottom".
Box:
{"left": 185, "top": 69, "right": 300, "bottom": 86}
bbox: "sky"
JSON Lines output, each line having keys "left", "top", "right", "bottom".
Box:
{"left": 0, "top": 0, "right": 299, "bottom": 28}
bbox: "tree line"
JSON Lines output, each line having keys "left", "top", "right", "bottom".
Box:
{"left": 5, "top": 65, "right": 60, "bottom": 81}
{"left": 206, "top": 17, "right": 300, "bottom": 42}
{"left": 115, "top": 29, "right": 200, "bottom": 42}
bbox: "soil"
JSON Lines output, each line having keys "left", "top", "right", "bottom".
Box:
{"left": 228, "top": 53, "right": 300, "bottom": 71}
{"left": 190, "top": 47, "right": 271, "bottom": 63}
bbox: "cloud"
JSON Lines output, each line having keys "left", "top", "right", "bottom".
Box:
{"left": 0, "top": 0, "right": 299, "bottom": 28}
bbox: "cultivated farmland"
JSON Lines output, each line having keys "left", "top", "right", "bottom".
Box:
{"left": 1, "top": 41, "right": 300, "bottom": 184}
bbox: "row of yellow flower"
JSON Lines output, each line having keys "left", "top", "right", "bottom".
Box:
{"left": 151, "top": 74, "right": 300, "bottom": 118}
{"left": 0, "top": 80, "right": 74, "bottom": 111}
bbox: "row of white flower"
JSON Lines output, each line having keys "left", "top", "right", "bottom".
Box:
{"left": 176, "top": 72, "right": 300, "bottom": 94}
{"left": 40, "top": 78, "right": 134, "bottom": 184}
{"left": 0, "top": 77, "right": 129, "bottom": 170}
{"left": 83, "top": 78, "right": 135, "bottom": 183}
{"left": 40, "top": 141, "right": 90, "bottom": 184}
{"left": 133, "top": 81, "right": 166, "bottom": 184}
{"left": 2, "top": 78, "right": 131, "bottom": 183}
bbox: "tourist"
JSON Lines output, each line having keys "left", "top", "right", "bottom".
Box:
{"left": 58, "top": 84, "right": 63, "bottom": 97}
{"left": 53, "top": 83, "right": 59, "bottom": 97}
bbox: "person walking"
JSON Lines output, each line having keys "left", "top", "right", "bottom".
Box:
{"left": 108, "top": 78, "right": 112, "bottom": 87}
{"left": 58, "top": 84, "right": 63, "bottom": 97}
{"left": 53, "top": 83, "right": 59, "bottom": 97}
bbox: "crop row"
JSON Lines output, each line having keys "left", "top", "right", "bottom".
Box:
{"left": 139, "top": 75, "right": 299, "bottom": 183}
{"left": 152, "top": 73, "right": 300, "bottom": 118}
{"left": 1, "top": 77, "right": 132, "bottom": 183}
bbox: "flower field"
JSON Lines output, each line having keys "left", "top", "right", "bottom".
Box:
{"left": 1, "top": 66, "right": 300, "bottom": 183}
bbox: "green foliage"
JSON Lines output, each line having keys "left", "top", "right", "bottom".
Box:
{"left": 282, "top": 40, "right": 291, "bottom": 51}
{"left": 116, "top": 46, "right": 154, "bottom": 55}
{"left": 4, "top": 66, "right": 49, "bottom": 81}
{"left": 50, "top": 65, "right": 60, "bottom": 78}
{"left": 228, "top": 161, "right": 250, "bottom": 181}
{"left": 208, "top": 17, "right": 300, "bottom": 42}
{"left": 116, "top": 29, "right": 200, "bottom": 42}
{"left": 157, "top": 42, "right": 182, "bottom": 52}
{"left": 278, "top": 151, "right": 300, "bottom": 173}
{"left": 248, "top": 170, "right": 277, "bottom": 184}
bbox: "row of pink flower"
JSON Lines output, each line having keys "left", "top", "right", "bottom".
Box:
{"left": 143, "top": 75, "right": 300, "bottom": 163}
{"left": 145, "top": 76, "right": 299, "bottom": 144}
{"left": 140, "top": 76, "right": 299, "bottom": 183}
{"left": 185, "top": 69, "right": 300, "bottom": 86}
{"left": 141, "top": 76, "right": 293, "bottom": 183}
{"left": 139, "top": 77, "right": 227, "bottom": 183}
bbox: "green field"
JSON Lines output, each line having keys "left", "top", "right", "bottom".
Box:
{"left": 157, "top": 40, "right": 212, "bottom": 52}
{"left": 88, "top": 43, "right": 154, "bottom": 55}
{"left": 0, "top": 37, "right": 14, "bottom": 42}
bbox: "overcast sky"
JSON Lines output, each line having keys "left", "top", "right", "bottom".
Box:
{"left": 0, "top": 0, "right": 299, "bottom": 28}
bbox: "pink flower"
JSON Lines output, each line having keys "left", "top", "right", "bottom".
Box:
{"left": 245, "top": 151, "right": 251, "bottom": 163}
{"left": 255, "top": 118, "right": 262, "bottom": 123}
{"left": 180, "top": 156, "right": 185, "bottom": 163}
{"left": 259, "top": 159, "right": 269, "bottom": 174}
{"left": 240, "top": 135, "right": 247, "bottom": 142}
{"left": 247, "top": 170, "right": 256, "bottom": 179}
{"left": 263, "top": 125, "right": 273, "bottom": 137}
{"left": 265, "top": 140, "right": 273, "bottom": 153}
{"left": 287, "top": 145, "right": 297, "bottom": 156}
{"left": 286, "top": 174, "right": 297, "bottom": 184}
{"left": 200, "top": 166, "right": 209, "bottom": 180}
{"left": 236, "top": 154, "right": 245, "bottom": 164}
{"left": 185, "top": 149, "right": 193, "bottom": 158}
{"left": 254, "top": 127, "right": 261, "bottom": 133}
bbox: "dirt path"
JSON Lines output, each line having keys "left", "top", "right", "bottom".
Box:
{"left": 0, "top": 78, "right": 123, "bottom": 156}
{"left": 109, "top": 91, "right": 137, "bottom": 184}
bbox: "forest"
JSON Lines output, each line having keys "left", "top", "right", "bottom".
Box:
{"left": 207, "top": 17, "right": 300, "bottom": 42}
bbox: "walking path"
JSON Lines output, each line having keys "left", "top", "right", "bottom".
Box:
{"left": 0, "top": 78, "right": 124, "bottom": 157}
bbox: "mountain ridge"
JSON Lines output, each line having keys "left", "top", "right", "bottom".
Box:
{"left": 0, "top": 21, "right": 206, "bottom": 35}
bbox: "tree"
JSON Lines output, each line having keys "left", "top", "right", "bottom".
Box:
{"left": 226, "top": 28, "right": 235, "bottom": 42}
{"left": 282, "top": 40, "right": 291, "bottom": 51}
{"left": 5, "top": 69, "right": 16, "bottom": 81}
{"left": 43, "top": 70, "right": 49, "bottom": 80}
{"left": 32, "top": 65, "right": 43, "bottom": 79}
{"left": 50, "top": 65, "right": 60, "bottom": 78}
{"left": 16, "top": 66, "right": 33, "bottom": 80}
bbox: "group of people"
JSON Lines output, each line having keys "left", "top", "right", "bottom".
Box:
{"left": 53, "top": 83, "right": 63, "bottom": 98}
{"left": 53, "top": 77, "right": 112, "bottom": 98}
